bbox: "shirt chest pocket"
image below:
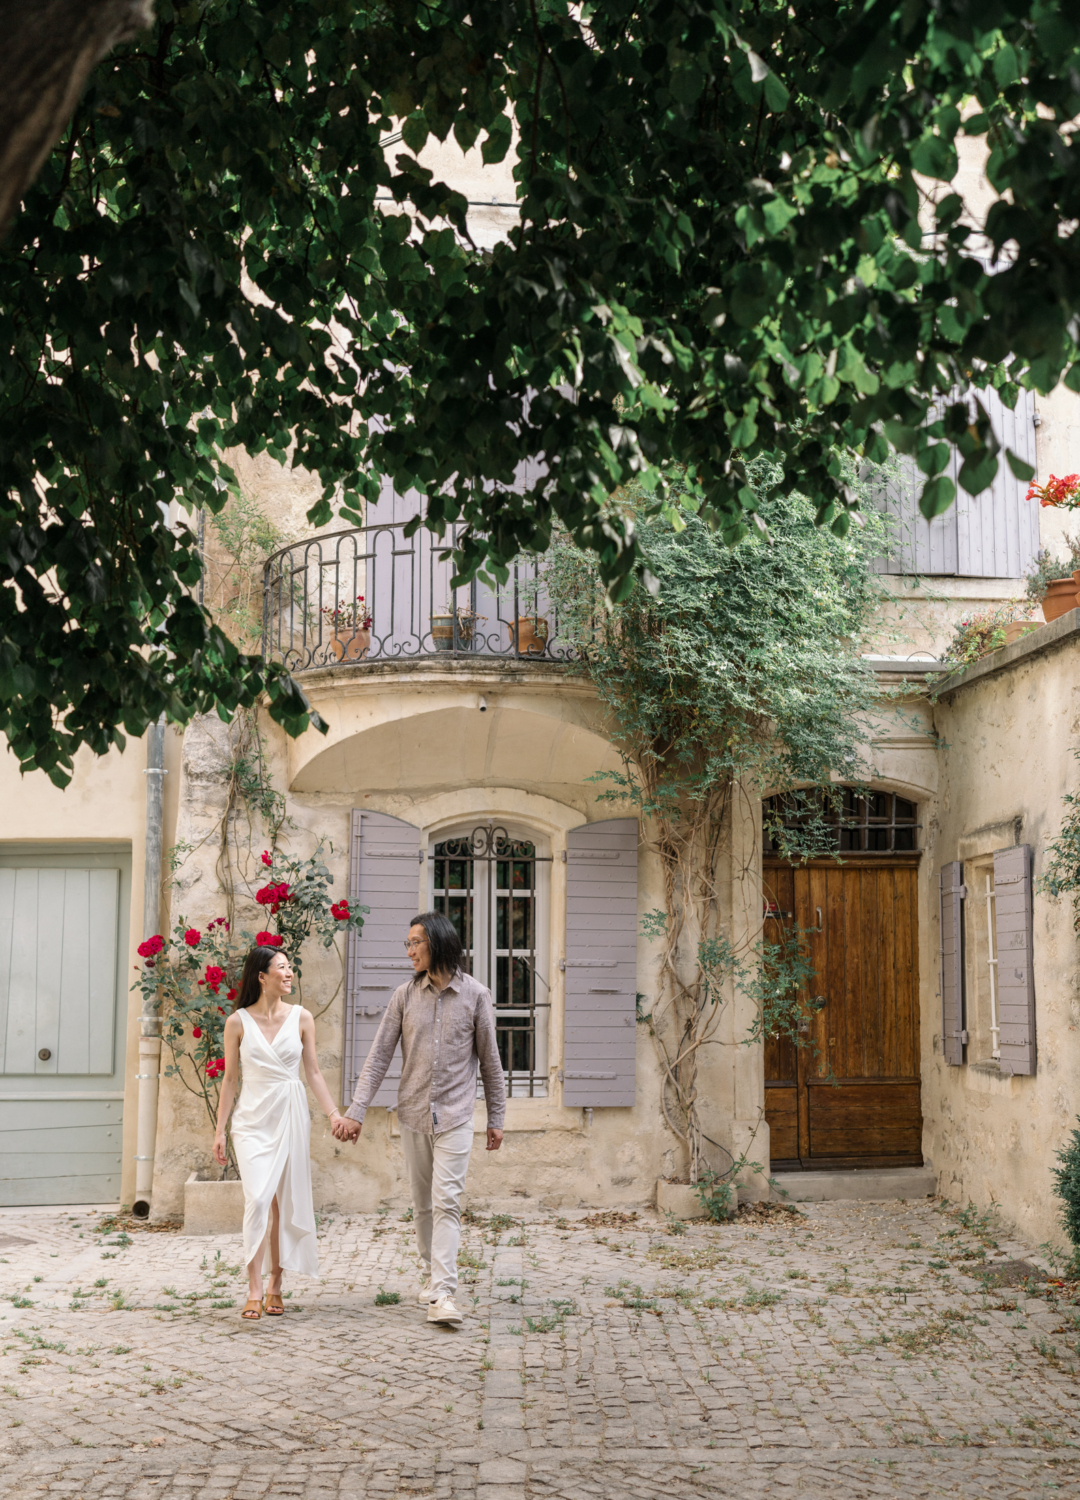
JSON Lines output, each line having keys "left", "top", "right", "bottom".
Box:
{"left": 441, "top": 998, "right": 476, "bottom": 1052}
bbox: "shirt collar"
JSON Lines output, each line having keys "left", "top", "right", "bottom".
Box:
{"left": 420, "top": 968, "right": 462, "bottom": 995}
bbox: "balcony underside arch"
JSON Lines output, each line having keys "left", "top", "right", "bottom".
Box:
{"left": 289, "top": 698, "right": 624, "bottom": 799}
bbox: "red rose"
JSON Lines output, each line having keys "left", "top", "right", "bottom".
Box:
{"left": 204, "top": 965, "right": 226, "bottom": 995}
{"left": 330, "top": 900, "right": 350, "bottom": 921}
{"left": 192, "top": 1027, "right": 202, "bottom": 1038}
{"left": 261, "top": 850, "right": 273, "bottom": 867}
{"left": 226, "top": 988, "right": 237, "bottom": 1001}
{"left": 137, "top": 935, "right": 164, "bottom": 959}
{"left": 184, "top": 928, "right": 201, "bottom": 947}
{"left": 256, "top": 932, "right": 283, "bottom": 948}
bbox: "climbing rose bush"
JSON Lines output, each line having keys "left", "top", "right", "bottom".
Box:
{"left": 134, "top": 842, "right": 366, "bottom": 1156}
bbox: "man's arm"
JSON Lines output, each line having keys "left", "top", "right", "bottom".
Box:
{"left": 474, "top": 987, "right": 506, "bottom": 1148}
{"left": 339, "top": 988, "right": 405, "bottom": 1134}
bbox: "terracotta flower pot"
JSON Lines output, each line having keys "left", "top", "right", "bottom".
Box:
{"left": 1041, "top": 577, "right": 1080, "bottom": 623}
{"left": 328, "top": 627, "right": 370, "bottom": 661}
{"left": 509, "top": 615, "right": 549, "bottom": 655}
{"left": 1002, "top": 620, "right": 1040, "bottom": 647}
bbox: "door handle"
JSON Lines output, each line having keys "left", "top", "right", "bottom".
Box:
{"left": 815, "top": 906, "right": 822, "bottom": 929}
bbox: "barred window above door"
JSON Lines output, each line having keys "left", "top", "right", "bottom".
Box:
{"left": 764, "top": 789, "right": 920, "bottom": 856}
{"left": 431, "top": 825, "right": 551, "bottom": 1097}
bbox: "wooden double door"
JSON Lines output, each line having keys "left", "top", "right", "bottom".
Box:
{"left": 764, "top": 859, "right": 923, "bottom": 1170}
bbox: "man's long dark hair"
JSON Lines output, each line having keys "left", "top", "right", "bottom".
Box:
{"left": 411, "top": 911, "right": 463, "bottom": 978}
{"left": 235, "top": 946, "right": 286, "bottom": 1010}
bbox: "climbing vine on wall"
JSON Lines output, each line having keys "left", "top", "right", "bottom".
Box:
{"left": 546, "top": 464, "right": 886, "bottom": 1186}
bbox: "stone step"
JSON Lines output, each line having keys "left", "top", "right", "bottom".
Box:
{"left": 768, "top": 1166, "right": 937, "bottom": 1203}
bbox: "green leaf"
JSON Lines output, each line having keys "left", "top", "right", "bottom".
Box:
{"left": 401, "top": 112, "right": 429, "bottom": 154}
{"left": 1004, "top": 448, "right": 1035, "bottom": 483}
{"left": 910, "top": 134, "right": 957, "bottom": 182}
{"left": 919, "top": 475, "right": 957, "bottom": 519}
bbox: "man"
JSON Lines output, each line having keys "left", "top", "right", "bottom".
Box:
{"left": 333, "top": 911, "right": 505, "bottom": 1327}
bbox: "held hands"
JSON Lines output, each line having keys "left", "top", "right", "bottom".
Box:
{"left": 486, "top": 1128, "right": 503, "bottom": 1152}
{"left": 332, "top": 1114, "right": 361, "bottom": 1143}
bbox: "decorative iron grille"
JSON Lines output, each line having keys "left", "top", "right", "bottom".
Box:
{"left": 430, "top": 825, "right": 551, "bottom": 1097}
{"left": 763, "top": 788, "right": 920, "bottom": 855}
{"left": 262, "top": 522, "right": 576, "bottom": 669}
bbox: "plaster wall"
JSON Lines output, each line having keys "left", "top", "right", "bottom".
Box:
{"left": 926, "top": 627, "right": 1080, "bottom": 1251}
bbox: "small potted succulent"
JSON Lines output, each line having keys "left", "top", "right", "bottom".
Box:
{"left": 322, "top": 594, "right": 373, "bottom": 660}
{"left": 1025, "top": 476, "right": 1080, "bottom": 622}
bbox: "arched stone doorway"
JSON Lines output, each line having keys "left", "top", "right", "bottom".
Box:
{"left": 762, "top": 788, "right": 923, "bottom": 1170}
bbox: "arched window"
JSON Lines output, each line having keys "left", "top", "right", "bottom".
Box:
{"left": 763, "top": 788, "right": 919, "bottom": 856}
{"left": 430, "top": 824, "right": 551, "bottom": 1097}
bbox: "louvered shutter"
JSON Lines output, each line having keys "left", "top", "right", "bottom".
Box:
{"left": 993, "top": 844, "right": 1037, "bottom": 1076}
{"left": 563, "top": 819, "right": 638, "bottom": 1107}
{"left": 342, "top": 810, "right": 421, "bottom": 1108}
{"left": 874, "top": 385, "right": 1038, "bottom": 578}
{"left": 938, "top": 861, "right": 965, "bottom": 1066}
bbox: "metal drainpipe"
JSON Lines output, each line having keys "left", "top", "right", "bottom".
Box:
{"left": 132, "top": 717, "right": 166, "bottom": 1219}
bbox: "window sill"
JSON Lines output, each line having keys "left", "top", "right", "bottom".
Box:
{"left": 964, "top": 1060, "right": 1019, "bottom": 1096}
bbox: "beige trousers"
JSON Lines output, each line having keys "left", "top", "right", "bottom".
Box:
{"left": 400, "top": 1120, "right": 474, "bottom": 1299}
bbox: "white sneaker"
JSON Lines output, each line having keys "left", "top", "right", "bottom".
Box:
{"left": 418, "top": 1277, "right": 433, "bottom": 1307}
{"left": 426, "top": 1294, "right": 463, "bottom": 1326}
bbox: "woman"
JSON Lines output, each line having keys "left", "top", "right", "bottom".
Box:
{"left": 213, "top": 945, "right": 345, "bottom": 1320}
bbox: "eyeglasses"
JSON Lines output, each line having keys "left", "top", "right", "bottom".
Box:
{"left": 404, "top": 939, "right": 426, "bottom": 952}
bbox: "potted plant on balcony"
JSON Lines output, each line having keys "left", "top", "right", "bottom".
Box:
{"left": 322, "top": 595, "right": 373, "bottom": 660}
{"left": 1025, "top": 476, "right": 1080, "bottom": 621}
{"left": 430, "top": 602, "right": 482, "bottom": 651}
{"left": 504, "top": 576, "right": 550, "bottom": 655}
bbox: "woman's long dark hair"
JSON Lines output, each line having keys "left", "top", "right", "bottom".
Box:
{"left": 410, "top": 911, "right": 463, "bottom": 978}
{"left": 235, "top": 946, "right": 286, "bottom": 1010}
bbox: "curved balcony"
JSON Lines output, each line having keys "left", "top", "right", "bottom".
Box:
{"left": 261, "top": 522, "right": 577, "bottom": 672}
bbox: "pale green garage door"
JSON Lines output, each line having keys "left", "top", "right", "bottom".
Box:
{"left": 0, "top": 849, "right": 129, "bottom": 1205}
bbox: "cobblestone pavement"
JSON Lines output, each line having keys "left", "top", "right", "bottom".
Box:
{"left": 0, "top": 1196, "right": 1078, "bottom": 1498}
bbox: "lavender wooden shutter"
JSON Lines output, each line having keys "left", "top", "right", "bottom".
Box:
{"left": 563, "top": 819, "right": 638, "bottom": 1107}
{"left": 939, "top": 861, "right": 965, "bottom": 1066}
{"left": 342, "top": 809, "right": 421, "bottom": 1108}
{"left": 994, "top": 844, "right": 1037, "bottom": 1076}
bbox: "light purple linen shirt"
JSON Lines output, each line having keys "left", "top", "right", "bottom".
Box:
{"left": 344, "top": 969, "right": 507, "bottom": 1134}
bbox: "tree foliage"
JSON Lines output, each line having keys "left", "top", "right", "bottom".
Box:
{"left": 4, "top": 0, "right": 1080, "bottom": 779}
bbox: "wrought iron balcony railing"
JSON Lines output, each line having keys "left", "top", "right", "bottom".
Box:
{"left": 261, "top": 521, "right": 577, "bottom": 671}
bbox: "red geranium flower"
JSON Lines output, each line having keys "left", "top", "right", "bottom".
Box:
{"left": 184, "top": 928, "right": 201, "bottom": 947}
{"left": 138, "top": 935, "right": 164, "bottom": 959}
{"left": 330, "top": 900, "right": 350, "bottom": 921}
{"left": 192, "top": 1027, "right": 202, "bottom": 1039}
{"left": 256, "top": 932, "right": 283, "bottom": 948}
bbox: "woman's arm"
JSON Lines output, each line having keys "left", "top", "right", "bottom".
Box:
{"left": 212, "top": 1013, "right": 244, "bottom": 1166}
{"left": 298, "top": 1008, "right": 342, "bottom": 1124}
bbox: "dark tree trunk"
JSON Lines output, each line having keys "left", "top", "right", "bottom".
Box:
{"left": 0, "top": 0, "right": 154, "bottom": 236}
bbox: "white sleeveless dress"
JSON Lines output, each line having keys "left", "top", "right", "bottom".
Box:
{"left": 231, "top": 1005, "right": 319, "bottom": 1277}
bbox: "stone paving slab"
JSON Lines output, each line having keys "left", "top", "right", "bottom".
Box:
{"left": 0, "top": 1198, "right": 1077, "bottom": 1497}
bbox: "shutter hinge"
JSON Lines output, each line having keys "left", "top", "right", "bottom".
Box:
{"left": 958, "top": 885, "right": 968, "bottom": 899}
{"left": 559, "top": 958, "right": 566, "bottom": 972}
{"left": 418, "top": 849, "right": 424, "bottom": 864}
{"left": 562, "top": 849, "right": 567, "bottom": 863}
{"left": 961, "top": 1029, "right": 969, "bottom": 1044}
{"left": 558, "top": 1069, "right": 564, "bottom": 1082}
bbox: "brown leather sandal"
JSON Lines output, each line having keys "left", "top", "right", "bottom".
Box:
{"left": 263, "top": 1293, "right": 284, "bottom": 1316}
{"left": 241, "top": 1299, "right": 262, "bottom": 1320}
